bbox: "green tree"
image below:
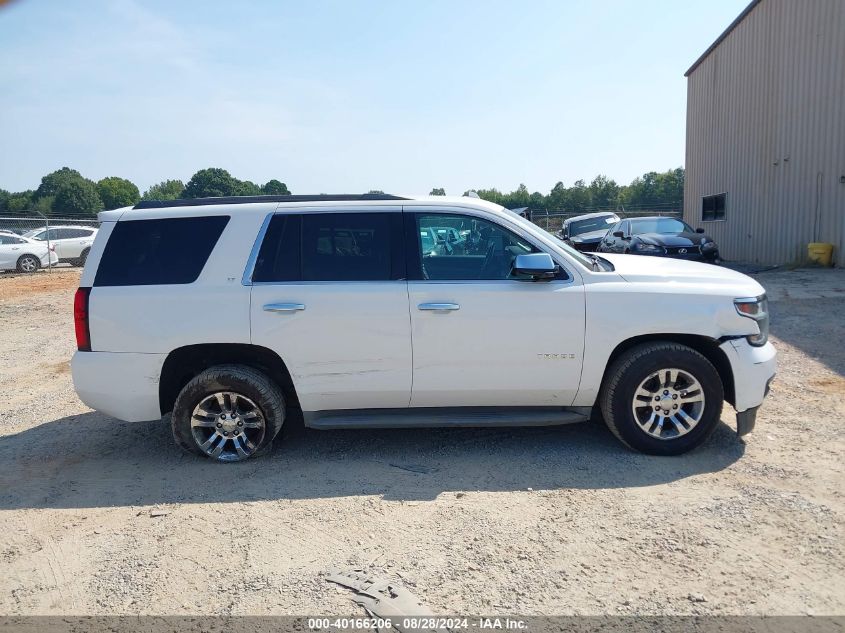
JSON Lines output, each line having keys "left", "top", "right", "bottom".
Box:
{"left": 588, "top": 175, "right": 619, "bottom": 209}
{"left": 502, "top": 183, "right": 530, "bottom": 209}
{"left": 473, "top": 188, "right": 504, "bottom": 205}
{"left": 528, "top": 191, "right": 546, "bottom": 212}
{"left": 142, "top": 179, "right": 184, "bottom": 201}
{"left": 261, "top": 179, "right": 290, "bottom": 195}
{"left": 182, "top": 168, "right": 239, "bottom": 198}
{"left": 568, "top": 179, "right": 592, "bottom": 212}
{"left": 35, "top": 167, "right": 85, "bottom": 199}
{"left": 547, "top": 182, "right": 568, "bottom": 211}
{"left": 233, "top": 180, "right": 262, "bottom": 196}
{"left": 32, "top": 196, "right": 54, "bottom": 215}
{"left": 53, "top": 180, "right": 103, "bottom": 216}
{"left": 96, "top": 176, "right": 140, "bottom": 210}
{"left": 6, "top": 191, "right": 34, "bottom": 213}
{"left": 429, "top": 187, "right": 446, "bottom": 196}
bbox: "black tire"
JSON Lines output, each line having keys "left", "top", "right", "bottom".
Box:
{"left": 171, "top": 364, "right": 285, "bottom": 462}
{"left": 599, "top": 342, "right": 724, "bottom": 455}
{"left": 16, "top": 254, "right": 40, "bottom": 273}
{"left": 76, "top": 248, "right": 90, "bottom": 267}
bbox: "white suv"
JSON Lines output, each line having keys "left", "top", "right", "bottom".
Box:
{"left": 71, "top": 194, "right": 776, "bottom": 462}
{"left": 23, "top": 225, "right": 98, "bottom": 266}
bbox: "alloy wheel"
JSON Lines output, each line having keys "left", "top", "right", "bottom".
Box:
{"left": 631, "top": 368, "right": 706, "bottom": 440}
{"left": 191, "top": 392, "right": 266, "bottom": 462}
{"left": 20, "top": 257, "right": 38, "bottom": 272}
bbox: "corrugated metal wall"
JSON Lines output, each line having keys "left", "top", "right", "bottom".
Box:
{"left": 684, "top": 0, "right": 845, "bottom": 266}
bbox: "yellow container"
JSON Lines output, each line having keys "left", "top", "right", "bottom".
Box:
{"left": 807, "top": 242, "right": 834, "bottom": 267}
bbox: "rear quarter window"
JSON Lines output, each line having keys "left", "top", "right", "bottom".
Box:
{"left": 94, "top": 216, "right": 229, "bottom": 287}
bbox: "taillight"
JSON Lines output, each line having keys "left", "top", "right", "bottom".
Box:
{"left": 74, "top": 287, "right": 92, "bottom": 351}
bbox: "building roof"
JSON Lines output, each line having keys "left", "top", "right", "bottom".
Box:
{"left": 685, "top": 0, "right": 762, "bottom": 77}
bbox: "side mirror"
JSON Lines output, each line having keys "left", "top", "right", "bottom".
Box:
{"left": 512, "top": 253, "right": 558, "bottom": 281}
{"left": 612, "top": 231, "right": 624, "bottom": 238}
{"left": 695, "top": 227, "right": 705, "bottom": 234}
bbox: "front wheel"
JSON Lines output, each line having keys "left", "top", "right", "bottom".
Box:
{"left": 171, "top": 364, "right": 285, "bottom": 462}
{"left": 17, "top": 255, "right": 40, "bottom": 273}
{"left": 600, "top": 342, "right": 724, "bottom": 455}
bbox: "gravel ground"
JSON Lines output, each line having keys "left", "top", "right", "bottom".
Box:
{"left": 0, "top": 268, "right": 843, "bottom": 616}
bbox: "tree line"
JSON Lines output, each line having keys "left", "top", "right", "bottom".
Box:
{"left": 0, "top": 167, "right": 291, "bottom": 217}
{"left": 0, "top": 166, "right": 683, "bottom": 217}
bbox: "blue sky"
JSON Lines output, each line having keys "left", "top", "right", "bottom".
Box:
{"left": 0, "top": 0, "right": 748, "bottom": 195}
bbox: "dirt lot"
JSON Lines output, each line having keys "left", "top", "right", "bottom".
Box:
{"left": 0, "top": 268, "right": 843, "bottom": 616}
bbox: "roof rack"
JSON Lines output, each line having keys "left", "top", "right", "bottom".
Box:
{"left": 134, "top": 193, "right": 409, "bottom": 210}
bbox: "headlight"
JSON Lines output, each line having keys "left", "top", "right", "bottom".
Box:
{"left": 701, "top": 240, "right": 717, "bottom": 251}
{"left": 734, "top": 295, "right": 769, "bottom": 346}
{"left": 633, "top": 243, "right": 663, "bottom": 253}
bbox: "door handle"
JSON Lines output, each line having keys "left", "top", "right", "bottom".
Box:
{"left": 263, "top": 303, "right": 306, "bottom": 313}
{"left": 418, "top": 303, "right": 460, "bottom": 312}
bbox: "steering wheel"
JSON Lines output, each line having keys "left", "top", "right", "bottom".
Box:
{"left": 478, "top": 241, "right": 495, "bottom": 279}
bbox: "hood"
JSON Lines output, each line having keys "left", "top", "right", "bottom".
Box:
{"left": 636, "top": 232, "right": 710, "bottom": 247}
{"left": 570, "top": 228, "right": 610, "bottom": 242}
{"left": 599, "top": 253, "right": 764, "bottom": 296}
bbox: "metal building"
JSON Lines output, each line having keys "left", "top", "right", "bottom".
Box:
{"left": 683, "top": 0, "right": 845, "bottom": 266}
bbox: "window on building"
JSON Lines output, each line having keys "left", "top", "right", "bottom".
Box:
{"left": 702, "top": 193, "right": 727, "bottom": 221}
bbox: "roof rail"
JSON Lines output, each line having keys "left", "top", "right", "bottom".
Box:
{"left": 133, "top": 193, "right": 409, "bottom": 210}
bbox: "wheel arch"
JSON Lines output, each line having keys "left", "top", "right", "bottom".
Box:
{"left": 159, "top": 343, "right": 301, "bottom": 416}
{"left": 600, "top": 334, "right": 735, "bottom": 407}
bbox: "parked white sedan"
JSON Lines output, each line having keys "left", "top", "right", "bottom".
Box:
{"left": 23, "top": 225, "right": 98, "bottom": 266}
{"left": 0, "top": 234, "right": 58, "bottom": 272}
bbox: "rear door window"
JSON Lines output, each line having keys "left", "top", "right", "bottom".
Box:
{"left": 252, "top": 215, "right": 302, "bottom": 282}
{"left": 94, "top": 216, "right": 229, "bottom": 286}
{"left": 303, "top": 213, "right": 396, "bottom": 281}
{"left": 252, "top": 212, "right": 403, "bottom": 283}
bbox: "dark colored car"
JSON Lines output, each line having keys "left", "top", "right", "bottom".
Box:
{"left": 597, "top": 216, "right": 720, "bottom": 263}
{"left": 556, "top": 212, "right": 620, "bottom": 252}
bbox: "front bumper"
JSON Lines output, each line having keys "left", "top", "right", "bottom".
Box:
{"left": 71, "top": 350, "right": 166, "bottom": 422}
{"left": 718, "top": 338, "right": 777, "bottom": 435}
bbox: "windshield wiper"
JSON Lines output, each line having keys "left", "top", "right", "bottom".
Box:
{"left": 587, "top": 254, "right": 602, "bottom": 271}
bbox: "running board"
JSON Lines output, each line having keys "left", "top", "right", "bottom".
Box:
{"left": 304, "top": 407, "right": 590, "bottom": 430}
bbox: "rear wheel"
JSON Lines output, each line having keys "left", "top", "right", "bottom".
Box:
{"left": 600, "top": 342, "right": 723, "bottom": 455}
{"left": 171, "top": 364, "right": 285, "bottom": 462}
{"left": 17, "top": 255, "right": 40, "bottom": 273}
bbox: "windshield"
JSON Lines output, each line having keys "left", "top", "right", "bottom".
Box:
{"left": 629, "top": 218, "right": 693, "bottom": 235}
{"left": 568, "top": 215, "right": 617, "bottom": 236}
